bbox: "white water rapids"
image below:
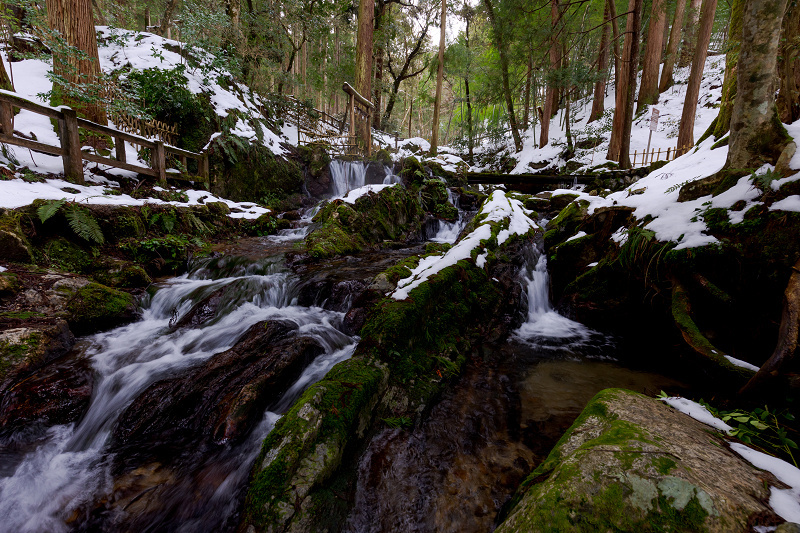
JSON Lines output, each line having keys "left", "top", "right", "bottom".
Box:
{"left": 0, "top": 255, "right": 357, "bottom": 532}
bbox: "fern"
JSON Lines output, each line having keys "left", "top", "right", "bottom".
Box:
{"left": 183, "top": 212, "right": 209, "bottom": 234}
{"left": 37, "top": 199, "right": 67, "bottom": 223}
{"left": 63, "top": 204, "right": 104, "bottom": 244}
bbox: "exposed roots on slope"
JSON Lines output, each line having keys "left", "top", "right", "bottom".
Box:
{"left": 740, "top": 258, "right": 800, "bottom": 395}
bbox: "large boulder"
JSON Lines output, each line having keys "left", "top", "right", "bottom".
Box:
{"left": 497, "top": 388, "right": 782, "bottom": 533}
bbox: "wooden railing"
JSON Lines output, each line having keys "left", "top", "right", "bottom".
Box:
{"left": 630, "top": 145, "right": 692, "bottom": 168}
{"left": 0, "top": 90, "right": 208, "bottom": 187}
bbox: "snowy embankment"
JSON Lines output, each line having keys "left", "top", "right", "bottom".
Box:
{"left": 662, "top": 396, "right": 800, "bottom": 524}
{"left": 0, "top": 27, "right": 286, "bottom": 217}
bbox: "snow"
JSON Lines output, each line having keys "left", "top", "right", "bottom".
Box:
{"left": 660, "top": 397, "right": 733, "bottom": 433}
{"left": 0, "top": 266, "right": 6, "bottom": 272}
{"left": 340, "top": 184, "right": 396, "bottom": 204}
{"left": 731, "top": 442, "right": 800, "bottom": 523}
{"left": 391, "top": 190, "right": 537, "bottom": 300}
{"left": 724, "top": 355, "right": 760, "bottom": 372}
{"left": 770, "top": 195, "right": 800, "bottom": 213}
{"left": 566, "top": 231, "right": 587, "bottom": 242}
{"left": 0, "top": 176, "right": 269, "bottom": 219}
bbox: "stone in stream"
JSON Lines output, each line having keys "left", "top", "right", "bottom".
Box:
{"left": 112, "top": 320, "right": 324, "bottom": 461}
{"left": 496, "top": 388, "right": 783, "bottom": 533}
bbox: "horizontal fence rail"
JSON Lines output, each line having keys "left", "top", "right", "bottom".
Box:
{"left": 0, "top": 89, "right": 208, "bottom": 187}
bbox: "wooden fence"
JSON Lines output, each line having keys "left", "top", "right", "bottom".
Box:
{"left": 110, "top": 111, "right": 179, "bottom": 146}
{"left": 0, "top": 90, "right": 208, "bottom": 187}
{"left": 630, "top": 145, "right": 692, "bottom": 168}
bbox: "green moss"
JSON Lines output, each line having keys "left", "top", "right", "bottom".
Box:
{"left": 0, "top": 272, "right": 20, "bottom": 294}
{"left": 0, "top": 331, "right": 40, "bottom": 381}
{"left": 65, "top": 282, "right": 135, "bottom": 334}
{"left": 41, "top": 237, "right": 94, "bottom": 273}
{"left": 0, "top": 310, "right": 45, "bottom": 319}
{"left": 383, "top": 256, "right": 421, "bottom": 284}
{"left": 652, "top": 456, "right": 677, "bottom": 475}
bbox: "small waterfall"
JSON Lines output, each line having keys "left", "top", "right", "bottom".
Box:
{"left": 268, "top": 205, "right": 321, "bottom": 243}
{"left": 382, "top": 165, "right": 400, "bottom": 185}
{"left": 329, "top": 160, "right": 368, "bottom": 197}
{"left": 429, "top": 188, "right": 469, "bottom": 244}
{"left": 0, "top": 255, "right": 357, "bottom": 533}
{"left": 515, "top": 251, "right": 590, "bottom": 342}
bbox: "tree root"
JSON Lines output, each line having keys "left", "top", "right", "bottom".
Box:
{"left": 691, "top": 272, "right": 734, "bottom": 306}
{"left": 740, "top": 258, "right": 800, "bottom": 394}
{"left": 670, "top": 276, "right": 754, "bottom": 379}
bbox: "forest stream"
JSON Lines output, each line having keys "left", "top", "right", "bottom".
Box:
{"left": 0, "top": 162, "right": 688, "bottom": 532}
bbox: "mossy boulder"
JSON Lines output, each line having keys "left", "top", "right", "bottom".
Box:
{"left": 497, "top": 388, "right": 780, "bottom": 533}
{"left": 305, "top": 184, "right": 426, "bottom": 259}
{"left": 91, "top": 258, "right": 152, "bottom": 289}
{"left": 297, "top": 143, "right": 332, "bottom": 198}
{"left": 0, "top": 272, "right": 20, "bottom": 296}
{"left": 0, "top": 320, "right": 74, "bottom": 384}
{"left": 209, "top": 137, "right": 303, "bottom": 204}
{"left": 64, "top": 282, "right": 138, "bottom": 335}
{"left": 399, "top": 156, "right": 428, "bottom": 187}
{"left": 544, "top": 198, "right": 590, "bottom": 251}
{"left": 0, "top": 212, "right": 34, "bottom": 263}
{"left": 41, "top": 237, "right": 95, "bottom": 273}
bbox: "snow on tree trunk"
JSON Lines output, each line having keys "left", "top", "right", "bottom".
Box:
{"left": 725, "top": 0, "right": 789, "bottom": 170}
{"left": 676, "top": 0, "right": 717, "bottom": 153}
{"left": 589, "top": 2, "right": 611, "bottom": 123}
{"left": 659, "top": 0, "right": 686, "bottom": 92}
{"left": 637, "top": 0, "right": 667, "bottom": 112}
{"left": 46, "top": 0, "right": 107, "bottom": 125}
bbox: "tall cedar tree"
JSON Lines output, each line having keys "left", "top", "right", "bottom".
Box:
{"left": 637, "top": 0, "right": 667, "bottom": 112}
{"left": 431, "top": 0, "right": 446, "bottom": 154}
{"left": 606, "top": 0, "right": 642, "bottom": 167}
{"left": 710, "top": 0, "right": 743, "bottom": 138}
{"left": 676, "top": 0, "right": 717, "bottom": 153}
{"left": 46, "top": 0, "right": 107, "bottom": 124}
{"left": 778, "top": 3, "right": 800, "bottom": 123}
{"left": 589, "top": 2, "right": 611, "bottom": 123}
{"left": 725, "top": 0, "right": 789, "bottom": 170}
{"left": 483, "top": 0, "right": 522, "bottom": 152}
{"left": 678, "top": 0, "right": 702, "bottom": 67}
{"left": 659, "top": 0, "right": 687, "bottom": 91}
{"left": 354, "top": 0, "right": 375, "bottom": 151}
{"left": 540, "top": 0, "right": 560, "bottom": 147}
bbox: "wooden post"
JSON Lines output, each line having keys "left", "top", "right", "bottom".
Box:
{"left": 349, "top": 93, "right": 355, "bottom": 146}
{"left": 667, "top": 147, "right": 671, "bottom": 160}
{"left": 144, "top": 7, "right": 151, "bottom": 31}
{"left": 657, "top": 148, "right": 661, "bottom": 162}
{"left": 60, "top": 108, "right": 84, "bottom": 185}
{"left": 179, "top": 154, "right": 188, "bottom": 176}
{"left": 367, "top": 107, "right": 372, "bottom": 156}
{"left": 200, "top": 152, "right": 210, "bottom": 187}
{"left": 633, "top": 150, "right": 637, "bottom": 167}
{"left": 153, "top": 140, "right": 167, "bottom": 185}
{"left": 114, "top": 135, "right": 126, "bottom": 163}
{"left": 0, "top": 100, "right": 13, "bottom": 136}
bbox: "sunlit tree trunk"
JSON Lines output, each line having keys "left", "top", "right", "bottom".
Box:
{"left": 606, "top": 0, "right": 642, "bottom": 167}
{"left": 676, "top": 0, "right": 717, "bottom": 153}
{"left": 637, "top": 0, "right": 667, "bottom": 111}
{"left": 678, "top": 0, "right": 702, "bottom": 67}
{"left": 46, "top": 0, "right": 107, "bottom": 124}
{"left": 589, "top": 2, "right": 611, "bottom": 123}
{"left": 659, "top": 0, "right": 687, "bottom": 91}
{"left": 726, "top": 0, "right": 789, "bottom": 169}
{"left": 523, "top": 52, "right": 532, "bottom": 129}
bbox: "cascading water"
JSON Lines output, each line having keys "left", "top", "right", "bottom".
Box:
{"left": 429, "top": 187, "right": 469, "bottom": 244}
{"left": 0, "top": 254, "right": 357, "bottom": 532}
{"left": 329, "top": 160, "right": 368, "bottom": 197}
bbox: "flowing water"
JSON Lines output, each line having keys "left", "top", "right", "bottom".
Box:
{"left": 343, "top": 245, "right": 686, "bottom": 533}
{"left": 0, "top": 253, "right": 359, "bottom": 532}
{"left": 428, "top": 188, "right": 471, "bottom": 244}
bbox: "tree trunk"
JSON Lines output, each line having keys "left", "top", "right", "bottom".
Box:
{"left": 523, "top": 52, "right": 532, "bottom": 129}
{"left": 46, "top": 0, "right": 107, "bottom": 124}
{"left": 373, "top": 2, "right": 389, "bottom": 130}
{"left": 589, "top": 1, "right": 611, "bottom": 123}
{"left": 540, "top": 0, "right": 560, "bottom": 147}
{"left": 608, "top": 0, "right": 621, "bottom": 89}
{"left": 676, "top": 0, "right": 718, "bottom": 154}
{"left": 483, "top": 0, "right": 522, "bottom": 152}
{"left": 778, "top": 3, "right": 800, "bottom": 123}
{"left": 659, "top": 0, "right": 687, "bottom": 92}
{"left": 354, "top": 0, "right": 374, "bottom": 152}
{"left": 225, "top": 0, "right": 241, "bottom": 35}
{"left": 431, "top": 0, "right": 446, "bottom": 154}
{"left": 0, "top": 59, "right": 12, "bottom": 92}
{"left": 678, "top": 0, "right": 702, "bottom": 67}
{"left": 159, "top": 0, "right": 179, "bottom": 36}
{"left": 711, "top": 0, "right": 743, "bottom": 138}
{"left": 606, "top": 0, "right": 642, "bottom": 167}
{"left": 465, "top": 12, "right": 473, "bottom": 162}
{"left": 637, "top": 0, "right": 667, "bottom": 111}
{"left": 725, "top": 0, "right": 789, "bottom": 170}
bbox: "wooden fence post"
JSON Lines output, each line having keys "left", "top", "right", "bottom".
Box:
{"left": 633, "top": 150, "right": 637, "bottom": 167}
{"left": 115, "top": 135, "right": 126, "bottom": 163}
{"left": 59, "top": 108, "right": 84, "bottom": 185}
{"left": 200, "top": 152, "right": 210, "bottom": 187}
{"left": 0, "top": 100, "right": 13, "bottom": 136}
{"left": 667, "top": 147, "right": 671, "bottom": 160}
{"left": 153, "top": 140, "right": 167, "bottom": 185}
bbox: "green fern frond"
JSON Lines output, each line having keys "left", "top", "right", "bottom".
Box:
{"left": 63, "top": 204, "right": 104, "bottom": 244}
{"left": 184, "top": 212, "right": 209, "bottom": 234}
{"left": 37, "top": 198, "right": 67, "bottom": 223}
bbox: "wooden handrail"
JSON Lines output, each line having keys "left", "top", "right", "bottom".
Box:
{"left": 0, "top": 90, "right": 209, "bottom": 186}
{"left": 342, "top": 82, "right": 374, "bottom": 110}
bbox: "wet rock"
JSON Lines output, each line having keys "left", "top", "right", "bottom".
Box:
{"left": 0, "top": 351, "right": 93, "bottom": 438}
{"left": 91, "top": 257, "right": 152, "bottom": 289}
{"left": 0, "top": 272, "right": 20, "bottom": 296}
{"left": 64, "top": 282, "right": 138, "bottom": 335}
{"left": 0, "top": 320, "right": 74, "bottom": 385}
{"left": 0, "top": 219, "right": 34, "bottom": 263}
{"left": 112, "top": 320, "right": 324, "bottom": 459}
{"left": 496, "top": 388, "right": 781, "bottom": 533}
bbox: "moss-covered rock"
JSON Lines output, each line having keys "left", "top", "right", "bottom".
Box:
{"left": 0, "top": 320, "right": 74, "bottom": 383}
{"left": 0, "top": 272, "right": 20, "bottom": 296}
{"left": 64, "top": 282, "right": 138, "bottom": 335}
{"left": 497, "top": 388, "right": 779, "bottom": 533}
{"left": 305, "top": 184, "right": 426, "bottom": 259}
{"left": 544, "top": 198, "right": 590, "bottom": 251}
{"left": 0, "top": 212, "right": 34, "bottom": 263}
{"left": 41, "top": 237, "right": 95, "bottom": 273}
{"left": 91, "top": 258, "right": 152, "bottom": 288}
{"left": 209, "top": 137, "right": 303, "bottom": 204}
